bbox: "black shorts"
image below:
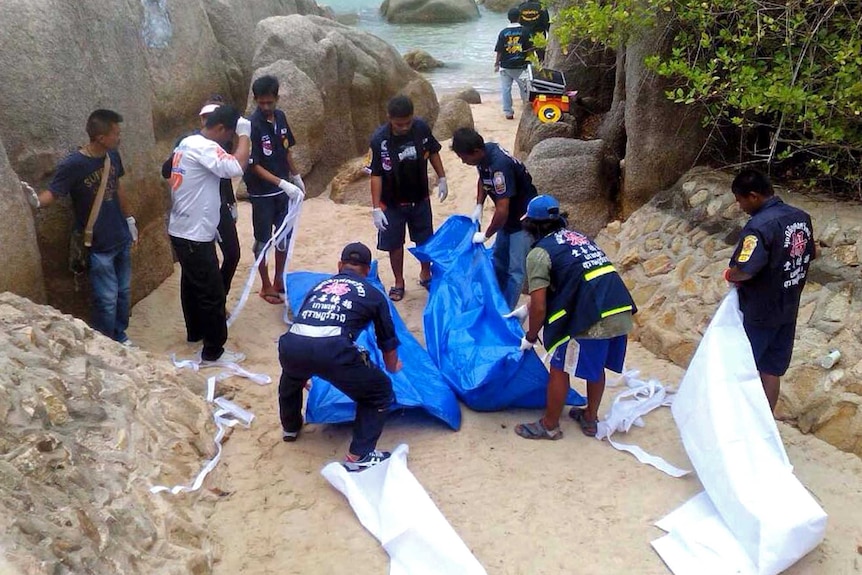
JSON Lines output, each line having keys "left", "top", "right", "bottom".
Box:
{"left": 743, "top": 321, "right": 796, "bottom": 376}
{"left": 249, "top": 194, "right": 289, "bottom": 244}
{"left": 377, "top": 199, "right": 433, "bottom": 252}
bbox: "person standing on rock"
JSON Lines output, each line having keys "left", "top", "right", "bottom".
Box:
{"left": 369, "top": 95, "right": 448, "bottom": 301}
{"left": 451, "top": 127, "right": 537, "bottom": 309}
{"left": 168, "top": 105, "right": 251, "bottom": 365}
{"left": 161, "top": 95, "right": 240, "bottom": 299}
{"left": 724, "top": 169, "right": 816, "bottom": 413}
{"left": 495, "top": 7, "right": 532, "bottom": 120}
{"left": 24, "top": 109, "right": 138, "bottom": 346}
{"left": 510, "top": 195, "right": 636, "bottom": 440}
{"left": 277, "top": 242, "right": 401, "bottom": 471}
{"left": 518, "top": 0, "right": 550, "bottom": 61}
{"left": 243, "top": 75, "right": 305, "bottom": 306}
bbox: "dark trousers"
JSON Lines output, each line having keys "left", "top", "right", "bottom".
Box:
{"left": 278, "top": 332, "right": 394, "bottom": 457}
{"left": 170, "top": 236, "right": 227, "bottom": 361}
{"left": 217, "top": 204, "right": 240, "bottom": 296}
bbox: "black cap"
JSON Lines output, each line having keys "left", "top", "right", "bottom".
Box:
{"left": 340, "top": 242, "right": 372, "bottom": 265}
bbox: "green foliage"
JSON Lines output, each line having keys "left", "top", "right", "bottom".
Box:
{"left": 554, "top": 0, "right": 862, "bottom": 194}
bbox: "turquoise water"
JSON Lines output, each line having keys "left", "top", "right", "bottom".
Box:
{"left": 325, "top": 0, "right": 508, "bottom": 95}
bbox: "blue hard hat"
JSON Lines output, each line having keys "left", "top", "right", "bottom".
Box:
{"left": 521, "top": 195, "right": 561, "bottom": 221}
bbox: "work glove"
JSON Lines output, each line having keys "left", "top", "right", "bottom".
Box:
{"left": 21, "top": 180, "right": 39, "bottom": 208}
{"left": 469, "top": 203, "right": 483, "bottom": 223}
{"left": 503, "top": 304, "right": 529, "bottom": 323}
{"left": 235, "top": 117, "right": 252, "bottom": 139}
{"left": 436, "top": 177, "right": 448, "bottom": 202}
{"left": 126, "top": 216, "right": 138, "bottom": 243}
{"left": 472, "top": 231, "right": 487, "bottom": 244}
{"left": 519, "top": 336, "right": 536, "bottom": 352}
{"left": 372, "top": 208, "right": 389, "bottom": 232}
{"left": 289, "top": 173, "right": 306, "bottom": 194}
{"left": 278, "top": 179, "right": 304, "bottom": 201}
{"left": 228, "top": 203, "right": 238, "bottom": 222}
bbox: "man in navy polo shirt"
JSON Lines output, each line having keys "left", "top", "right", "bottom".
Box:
{"left": 369, "top": 95, "right": 448, "bottom": 302}
{"left": 725, "top": 169, "right": 816, "bottom": 413}
{"left": 243, "top": 75, "right": 305, "bottom": 305}
{"left": 451, "top": 127, "right": 537, "bottom": 309}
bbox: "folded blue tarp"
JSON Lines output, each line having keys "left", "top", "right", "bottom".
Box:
{"left": 411, "top": 215, "right": 586, "bottom": 411}
{"left": 285, "top": 263, "right": 461, "bottom": 430}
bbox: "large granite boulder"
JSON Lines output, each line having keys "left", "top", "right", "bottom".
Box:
{"left": 434, "top": 97, "right": 475, "bottom": 141}
{"left": 525, "top": 138, "right": 616, "bottom": 237}
{"left": 249, "top": 15, "right": 439, "bottom": 193}
{"left": 545, "top": 36, "right": 617, "bottom": 112}
{"left": 514, "top": 108, "right": 577, "bottom": 159}
{"left": 404, "top": 49, "right": 444, "bottom": 71}
{"left": 0, "top": 292, "right": 219, "bottom": 573}
{"left": 482, "top": 0, "right": 519, "bottom": 12}
{"left": 380, "top": 0, "right": 480, "bottom": 23}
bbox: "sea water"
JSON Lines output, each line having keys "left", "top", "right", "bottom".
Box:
{"left": 323, "top": 0, "right": 508, "bottom": 94}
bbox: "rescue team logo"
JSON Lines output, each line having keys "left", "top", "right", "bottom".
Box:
{"left": 788, "top": 230, "right": 808, "bottom": 258}
{"left": 737, "top": 234, "right": 758, "bottom": 263}
{"left": 321, "top": 281, "right": 351, "bottom": 297}
{"left": 262, "top": 135, "right": 273, "bottom": 157}
{"left": 493, "top": 171, "right": 506, "bottom": 195}
{"left": 560, "top": 230, "right": 590, "bottom": 246}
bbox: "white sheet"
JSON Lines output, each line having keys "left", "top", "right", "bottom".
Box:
{"left": 322, "top": 444, "right": 486, "bottom": 575}
{"left": 653, "top": 290, "right": 827, "bottom": 574}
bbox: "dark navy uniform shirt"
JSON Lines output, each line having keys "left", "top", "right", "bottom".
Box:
{"left": 495, "top": 24, "right": 531, "bottom": 69}
{"left": 476, "top": 143, "right": 537, "bottom": 232}
{"left": 244, "top": 108, "right": 296, "bottom": 197}
{"left": 730, "top": 196, "right": 815, "bottom": 327}
{"left": 296, "top": 270, "right": 400, "bottom": 352}
{"left": 369, "top": 118, "right": 441, "bottom": 205}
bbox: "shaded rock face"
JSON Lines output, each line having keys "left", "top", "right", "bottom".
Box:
{"left": 544, "top": 37, "right": 617, "bottom": 113}
{"left": 380, "top": 0, "right": 480, "bottom": 23}
{"left": 249, "top": 15, "right": 439, "bottom": 193}
{"left": 450, "top": 87, "right": 482, "bottom": 105}
{"left": 525, "top": 138, "right": 615, "bottom": 237}
{"left": 481, "top": 0, "right": 518, "bottom": 12}
{"left": 434, "top": 98, "right": 475, "bottom": 141}
{"left": 595, "top": 167, "right": 862, "bottom": 457}
{"left": 0, "top": 292, "right": 217, "bottom": 574}
{"left": 403, "top": 49, "right": 445, "bottom": 71}
{"left": 330, "top": 156, "right": 372, "bottom": 206}
{"left": 514, "top": 109, "right": 577, "bottom": 159}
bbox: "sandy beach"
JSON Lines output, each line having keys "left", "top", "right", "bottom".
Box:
{"left": 127, "top": 97, "right": 862, "bottom": 575}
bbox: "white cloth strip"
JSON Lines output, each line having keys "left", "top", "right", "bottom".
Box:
{"left": 170, "top": 354, "right": 271, "bottom": 386}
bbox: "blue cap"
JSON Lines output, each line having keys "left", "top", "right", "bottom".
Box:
{"left": 521, "top": 195, "right": 561, "bottom": 221}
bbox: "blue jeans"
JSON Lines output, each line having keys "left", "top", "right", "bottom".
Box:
{"left": 89, "top": 241, "right": 131, "bottom": 342}
{"left": 500, "top": 67, "right": 528, "bottom": 115}
{"left": 493, "top": 229, "right": 531, "bottom": 309}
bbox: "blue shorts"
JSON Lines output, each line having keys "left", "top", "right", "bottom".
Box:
{"left": 743, "top": 322, "right": 796, "bottom": 376}
{"left": 549, "top": 335, "right": 627, "bottom": 381}
{"left": 249, "top": 194, "right": 289, "bottom": 245}
{"left": 377, "top": 199, "right": 433, "bottom": 251}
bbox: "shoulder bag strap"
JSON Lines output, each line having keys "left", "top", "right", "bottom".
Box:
{"left": 83, "top": 153, "right": 111, "bottom": 248}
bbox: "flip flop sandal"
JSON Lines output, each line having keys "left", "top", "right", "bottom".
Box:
{"left": 388, "top": 286, "right": 405, "bottom": 302}
{"left": 259, "top": 292, "right": 284, "bottom": 305}
{"left": 515, "top": 419, "right": 563, "bottom": 440}
{"left": 569, "top": 408, "right": 598, "bottom": 437}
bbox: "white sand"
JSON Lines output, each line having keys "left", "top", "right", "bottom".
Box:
{"left": 128, "top": 98, "right": 862, "bottom": 574}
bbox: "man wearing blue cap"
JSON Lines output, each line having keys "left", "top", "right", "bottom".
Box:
{"left": 510, "top": 195, "right": 636, "bottom": 440}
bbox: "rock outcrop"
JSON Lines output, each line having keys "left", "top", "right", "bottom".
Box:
{"left": 0, "top": 292, "right": 220, "bottom": 574}
{"left": 434, "top": 98, "right": 475, "bottom": 141}
{"left": 450, "top": 87, "right": 483, "bottom": 105}
{"left": 404, "top": 49, "right": 445, "bottom": 71}
{"left": 514, "top": 109, "right": 577, "bottom": 159}
{"left": 380, "top": 0, "right": 480, "bottom": 23}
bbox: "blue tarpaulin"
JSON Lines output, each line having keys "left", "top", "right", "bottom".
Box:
{"left": 411, "top": 215, "right": 586, "bottom": 411}
{"left": 285, "top": 263, "right": 461, "bottom": 430}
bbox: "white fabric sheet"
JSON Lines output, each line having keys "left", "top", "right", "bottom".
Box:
{"left": 322, "top": 444, "right": 486, "bottom": 575}
{"left": 653, "top": 290, "right": 827, "bottom": 574}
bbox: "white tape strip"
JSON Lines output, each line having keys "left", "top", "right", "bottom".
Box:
{"left": 170, "top": 354, "right": 272, "bottom": 386}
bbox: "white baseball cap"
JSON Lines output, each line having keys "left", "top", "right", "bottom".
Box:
{"left": 199, "top": 103, "right": 220, "bottom": 116}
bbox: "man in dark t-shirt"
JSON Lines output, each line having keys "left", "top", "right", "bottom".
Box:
{"left": 518, "top": 0, "right": 550, "bottom": 60}
{"left": 369, "top": 95, "right": 447, "bottom": 302}
{"left": 26, "top": 109, "right": 137, "bottom": 345}
{"left": 495, "top": 8, "right": 532, "bottom": 120}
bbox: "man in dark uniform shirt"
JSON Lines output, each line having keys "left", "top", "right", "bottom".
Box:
{"left": 451, "top": 127, "right": 538, "bottom": 310}
{"left": 725, "top": 169, "right": 816, "bottom": 413}
{"left": 518, "top": 0, "right": 550, "bottom": 60}
{"left": 495, "top": 8, "right": 532, "bottom": 120}
{"left": 277, "top": 242, "right": 402, "bottom": 471}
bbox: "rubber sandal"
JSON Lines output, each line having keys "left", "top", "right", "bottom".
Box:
{"left": 514, "top": 419, "right": 563, "bottom": 440}
{"left": 388, "top": 286, "right": 405, "bottom": 301}
{"left": 569, "top": 408, "right": 598, "bottom": 437}
{"left": 259, "top": 292, "right": 284, "bottom": 305}
{"left": 418, "top": 277, "right": 431, "bottom": 291}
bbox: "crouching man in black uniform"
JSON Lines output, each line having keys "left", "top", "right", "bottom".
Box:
{"left": 277, "top": 242, "right": 402, "bottom": 471}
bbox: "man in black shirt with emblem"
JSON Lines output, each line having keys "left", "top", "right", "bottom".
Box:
{"left": 725, "top": 169, "right": 816, "bottom": 413}
{"left": 277, "top": 242, "right": 402, "bottom": 471}
{"left": 369, "top": 95, "right": 448, "bottom": 302}
{"left": 518, "top": 0, "right": 550, "bottom": 60}
{"left": 495, "top": 8, "right": 532, "bottom": 120}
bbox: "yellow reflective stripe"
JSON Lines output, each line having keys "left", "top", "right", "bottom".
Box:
{"left": 584, "top": 265, "right": 615, "bottom": 281}
{"left": 548, "top": 309, "right": 567, "bottom": 324}
{"left": 546, "top": 336, "right": 570, "bottom": 355}
{"left": 601, "top": 305, "right": 633, "bottom": 318}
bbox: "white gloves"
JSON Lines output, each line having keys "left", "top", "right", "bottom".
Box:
{"left": 372, "top": 208, "right": 389, "bottom": 232}
{"left": 472, "top": 231, "right": 487, "bottom": 244}
{"left": 504, "top": 304, "right": 529, "bottom": 323}
{"left": 126, "top": 216, "right": 138, "bottom": 243}
{"left": 235, "top": 117, "right": 252, "bottom": 139}
{"left": 289, "top": 173, "right": 306, "bottom": 194}
{"left": 228, "top": 203, "right": 238, "bottom": 222}
{"left": 470, "top": 203, "right": 483, "bottom": 223}
{"left": 21, "top": 181, "right": 39, "bottom": 208}
{"left": 278, "top": 179, "right": 304, "bottom": 201}
{"left": 519, "top": 336, "right": 536, "bottom": 351}
{"left": 436, "top": 177, "right": 448, "bottom": 202}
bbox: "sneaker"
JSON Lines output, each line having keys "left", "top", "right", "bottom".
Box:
{"left": 341, "top": 449, "right": 391, "bottom": 472}
{"left": 200, "top": 349, "right": 246, "bottom": 366}
{"left": 505, "top": 113, "right": 515, "bottom": 120}
{"left": 120, "top": 339, "right": 138, "bottom": 349}
{"left": 282, "top": 430, "right": 300, "bottom": 442}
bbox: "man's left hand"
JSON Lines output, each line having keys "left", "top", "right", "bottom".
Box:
{"left": 472, "top": 231, "right": 487, "bottom": 244}
{"left": 519, "top": 336, "right": 535, "bottom": 352}
{"left": 126, "top": 216, "right": 138, "bottom": 244}
{"left": 436, "top": 177, "right": 448, "bottom": 202}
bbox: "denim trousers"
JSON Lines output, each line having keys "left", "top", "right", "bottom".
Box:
{"left": 493, "top": 229, "right": 531, "bottom": 309}
{"left": 88, "top": 241, "right": 131, "bottom": 342}
{"left": 500, "top": 67, "right": 528, "bottom": 115}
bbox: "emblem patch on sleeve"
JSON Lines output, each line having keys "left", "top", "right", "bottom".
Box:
{"left": 737, "top": 235, "right": 758, "bottom": 263}
{"left": 493, "top": 171, "right": 506, "bottom": 195}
